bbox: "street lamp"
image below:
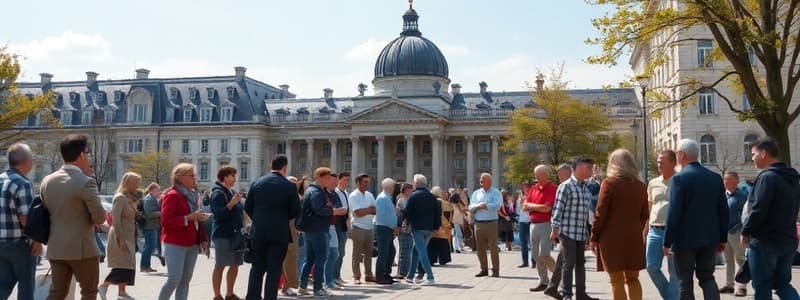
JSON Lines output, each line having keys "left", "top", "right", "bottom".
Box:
{"left": 630, "top": 120, "right": 639, "bottom": 162}
{"left": 637, "top": 76, "right": 650, "bottom": 181}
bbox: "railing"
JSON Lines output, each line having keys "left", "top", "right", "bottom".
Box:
{"left": 448, "top": 109, "right": 514, "bottom": 120}
{"left": 268, "top": 112, "right": 352, "bottom": 125}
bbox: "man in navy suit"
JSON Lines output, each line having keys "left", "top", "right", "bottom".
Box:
{"left": 245, "top": 155, "right": 301, "bottom": 300}
{"left": 663, "top": 139, "right": 728, "bottom": 300}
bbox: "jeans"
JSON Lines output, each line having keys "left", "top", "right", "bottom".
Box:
{"left": 398, "top": 232, "right": 413, "bottom": 277}
{"left": 299, "top": 231, "right": 329, "bottom": 292}
{"left": 95, "top": 233, "right": 106, "bottom": 256}
{"left": 673, "top": 246, "right": 719, "bottom": 300}
{"left": 518, "top": 222, "right": 531, "bottom": 265}
{"left": 0, "top": 240, "right": 35, "bottom": 300}
{"left": 559, "top": 234, "right": 586, "bottom": 297}
{"left": 141, "top": 229, "right": 159, "bottom": 269}
{"left": 406, "top": 230, "right": 434, "bottom": 280}
{"left": 158, "top": 243, "right": 199, "bottom": 300}
{"left": 748, "top": 238, "right": 800, "bottom": 300}
{"left": 334, "top": 230, "right": 348, "bottom": 280}
{"left": 452, "top": 225, "right": 463, "bottom": 252}
{"left": 646, "top": 226, "right": 678, "bottom": 300}
{"left": 374, "top": 226, "right": 396, "bottom": 281}
{"left": 324, "top": 245, "right": 339, "bottom": 287}
{"left": 296, "top": 232, "right": 306, "bottom": 276}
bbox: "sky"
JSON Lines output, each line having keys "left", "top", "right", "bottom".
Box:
{"left": 2, "top": 0, "right": 633, "bottom": 98}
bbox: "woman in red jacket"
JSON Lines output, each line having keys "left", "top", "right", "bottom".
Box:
{"left": 157, "top": 163, "right": 210, "bottom": 300}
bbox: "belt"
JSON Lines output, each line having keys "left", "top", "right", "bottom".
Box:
{"left": 650, "top": 225, "right": 665, "bottom": 230}
{"left": 475, "top": 219, "right": 497, "bottom": 223}
{"left": 532, "top": 221, "right": 551, "bottom": 224}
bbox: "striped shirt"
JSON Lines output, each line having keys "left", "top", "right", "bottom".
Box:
{"left": 551, "top": 175, "right": 592, "bottom": 242}
{"left": 0, "top": 168, "right": 34, "bottom": 241}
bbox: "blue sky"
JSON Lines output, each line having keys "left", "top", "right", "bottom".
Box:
{"left": 2, "top": 0, "right": 632, "bottom": 97}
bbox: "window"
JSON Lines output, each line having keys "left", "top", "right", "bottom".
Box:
{"left": 396, "top": 159, "right": 405, "bottom": 168}
{"left": 221, "top": 107, "right": 233, "bottom": 122}
{"left": 182, "top": 140, "right": 190, "bottom": 154}
{"left": 371, "top": 141, "right": 379, "bottom": 155}
{"left": 190, "top": 88, "right": 199, "bottom": 100}
{"left": 744, "top": 134, "right": 758, "bottom": 162}
{"left": 81, "top": 111, "right": 92, "bottom": 125}
{"left": 298, "top": 159, "right": 307, "bottom": 171}
{"left": 700, "top": 135, "right": 717, "bottom": 164}
{"left": 698, "top": 89, "right": 715, "bottom": 115}
{"left": 299, "top": 143, "right": 308, "bottom": 155}
{"left": 345, "top": 142, "right": 352, "bottom": 155}
{"left": 455, "top": 140, "right": 464, "bottom": 154}
{"left": 526, "top": 140, "right": 536, "bottom": 152}
{"left": 170, "top": 88, "right": 178, "bottom": 99}
{"left": 114, "top": 91, "right": 124, "bottom": 102}
{"left": 103, "top": 110, "right": 114, "bottom": 124}
{"left": 162, "top": 140, "right": 170, "bottom": 151}
{"left": 240, "top": 139, "right": 249, "bottom": 153}
{"left": 133, "top": 104, "right": 146, "bottom": 122}
{"left": 422, "top": 159, "right": 432, "bottom": 168}
{"left": 207, "top": 88, "right": 216, "bottom": 100}
{"left": 422, "top": 140, "right": 431, "bottom": 154}
{"left": 201, "top": 108, "right": 212, "bottom": 122}
{"left": 344, "top": 160, "right": 352, "bottom": 171}
{"left": 183, "top": 109, "right": 193, "bottom": 122}
{"left": 748, "top": 46, "right": 756, "bottom": 65}
{"left": 165, "top": 108, "right": 174, "bottom": 122}
{"left": 396, "top": 141, "right": 405, "bottom": 154}
{"left": 127, "top": 139, "right": 144, "bottom": 153}
{"left": 200, "top": 162, "right": 209, "bottom": 181}
{"left": 454, "top": 159, "right": 465, "bottom": 169}
{"left": 697, "top": 40, "right": 713, "bottom": 67}
{"left": 479, "top": 140, "right": 491, "bottom": 153}
{"left": 240, "top": 161, "right": 249, "bottom": 180}
{"left": 479, "top": 158, "right": 491, "bottom": 169}
{"left": 742, "top": 93, "right": 751, "bottom": 112}
{"left": 277, "top": 143, "right": 285, "bottom": 154}
{"left": 220, "top": 139, "right": 229, "bottom": 153}
{"left": 61, "top": 111, "right": 72, "bottom": 125}
{"left": 201, "top": 139, "right": 209, "bottom": 153}
{"left": 227, "top": 87, "right": 238, "bottom": 99}
{"left": 595, "top": 135, "right": 609, "bottom": 151}
{"left": 322, "top": 143, "right": 331, "bottom": 156}
{"left": 370, "top": 159, "right": 378, "bottom": 169}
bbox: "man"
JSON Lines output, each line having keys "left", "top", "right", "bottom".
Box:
{"left": 550, "top": 157, "right": 595, "bottom": 300}
{"left": 40, "top": 134, "right": 106, "bottom": 299}
{"left": 374, "top": 178, "right": 398, "bottom": 284}
{"left": 645, "top": 150, "right": 679, "bottom": 300}
{"left": 720, "top": 171, "right": 748, "bottom": 296}
{"left": 140, "top": 182, "right": 162, "bottom": 273}
{"left": 245, "top": 155, "right": 301, "bottom": 300}
{"left": 469, "top": 173, "right": 502, "bottom": 278}
{"left": 663, "top": 139, "right": 728, "bottom": 300}
{"left": 741, "top": 137, "right": 800, "bottom": 299}
{"left": 348, "top": 174, "right": 376, "bottom": 284}
{"left": 0, "top": 143, "right": 41, "bottom": 300}
{"left": 556, "top": 163, "right": 572, "bottom": 184}
{"left": 332, "top": 172, "right": 351, "bottom": 286}
{"left": 525, "top": 165, "right": 557, "bottom": 293}
{"left": 517, "top": 182, "right": 534, "bottom": 268}
{"left": 323, "top": 172, "right": 347, "bottom": 291}
{"left": 402, "top": 174, "right": 440, "bottom": 285}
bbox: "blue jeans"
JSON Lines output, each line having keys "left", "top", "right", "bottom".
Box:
{"left": 296, "top": 232, "right": 306, "bottom": 276}
{"left": 158, "top": 243, "right": 199, "bottom": 300}
{"left": 748, "top": 239, "right": 800, "bottom": 300}
{"left": 95, "top": 233, "right": 105, "bottom": 256}
{"left": 0, "top": 240, "right": 35, "bottom": 300}
{"left": 334, "top": 230, "right": 348, "bottom": 280}
{"left": 646, "top": 227, "right": 678, "bottom": 300}
{"left": 518, "top": 222, "right": 532, "bottom": 265}
{"left": 141, "top": 229, "right": 159, "bottom": 269}
{"left": 406, "top": 230, "right": 434, "bottom": 280}
{"left": 324, "top": 244, "right": 339, "bottom": 287}
{"left": 452, "top": 225, "right": 463, "bottom": 252}
{"left": 375, "top": 226, "right": 396, "bottom": 280}
{"left": 299, "top": 231, "right": 329, "bottom": 292}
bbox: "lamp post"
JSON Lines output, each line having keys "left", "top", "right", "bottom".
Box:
{"left": 637, "top": 76, "right": 650, "bottom": 182}
{"left": 630, "top": 120, "right": 639, "bottom": 162}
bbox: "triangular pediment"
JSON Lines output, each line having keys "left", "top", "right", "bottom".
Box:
{"left": 348, "top": 100, "right": 443, "bottom": 123}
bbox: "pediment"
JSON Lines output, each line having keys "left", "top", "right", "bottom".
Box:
{"left": 348, "top": 100, "right": 443, "bottom": 123}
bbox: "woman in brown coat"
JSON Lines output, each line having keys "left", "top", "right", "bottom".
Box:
{"left": 590, "top": 149, "right": 649, "bottom": 300}
{"left": 99, "top": 172, "right": 142, "bottom": 300}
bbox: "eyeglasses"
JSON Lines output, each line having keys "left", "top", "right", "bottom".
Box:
{"left": 180, "top": 174, "right": 196, "bottom": 178}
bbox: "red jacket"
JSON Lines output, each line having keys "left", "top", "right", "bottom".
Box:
{"left": 160, "top": 188, "right": 207, "bottom": 247}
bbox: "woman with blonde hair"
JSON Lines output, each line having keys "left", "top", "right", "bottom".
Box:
{"left": 590, "top": 149, "right": 649, "bottom": 300}
{"left": 98, "top": 172, "right": 142, "bottom": 300}
{"left": 427, "top": 186, "right": 452, "bottom": 266}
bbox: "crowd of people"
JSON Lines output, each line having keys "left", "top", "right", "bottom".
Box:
{"left": 0, "top": 133, "right": 798, "bottom": 300}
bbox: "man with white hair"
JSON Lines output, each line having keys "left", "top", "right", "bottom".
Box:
{"left": 664, "top": 139, "right": 728, "bottom": 299}
{"left": 0, "top": 142, "right": 41, "bottom": 299}
{"left": 402, "top": 174, "right": 440, "bottom": 285}
{"left": 469, "top": 172, "right": 502, "bottom": 278}
{"left": 525, "top": 165, "right": 557, "bottom": 292}
{"left": 374, "top": 178, "right": 398, "bottom": 284}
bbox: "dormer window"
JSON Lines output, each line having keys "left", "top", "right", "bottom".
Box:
{"left": 81, "top": 110, "right": 93, "bottom": 125}
{"left": 227, "top": 87, "right": 238, "bottom": 99}
{"left": 69, "top": 92, "right": 80, "bottom": 102}
{"left": 165, "top": 107, "right": 175, "bottom": 122}
{"left": 183, "top": 109, "right": 193, "bottom": 122}
{"left": 96, "top": 91, "right": 106, "bottom": 102}
{"left": 189, "top": 88, "right": 199, "bottom": 100}
{"left": 207, "top": 88, "right": 216, "bottom": 100}
{"left": 221, "top": 107, "right": 233, "bottom": 122}
{"left": 104, "top": 110, "right": 115, "bottom": 124}
{"left": 114, "top": 91, "right": 124, "bottom": 102}
{"left": 133, "top": 104, "right": 146, "bottom": 123}
{"left": 170, "top": 88, "right": 179, "bottom": 100}
{"left": 61, "top": 111, "right": 73, "bottom": 125}
{"left": 201, "top": 108, "right": 212, "bottom": 122}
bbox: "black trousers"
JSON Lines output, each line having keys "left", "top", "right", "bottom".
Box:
{"left": 673, "top": 246, "right": 720, "bottom": 300}
{"left": 246, "top": 239, "right": 289, "bottom": 300}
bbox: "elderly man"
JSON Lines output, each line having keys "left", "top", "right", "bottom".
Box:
{"left": 526, "top": 165, "right": 558, "bottom": 292}
{"left": 0, "top": 143, "right": 41, "bottom": 300}
{"left": 664, "top": 139, "right": 728, "bottom": 300}
{"left": 374, "top": 178, "right": 398, "bottom": 284}
{"left": 469, "top": 173, "right": 502, "bottom": 278}
{"left": 720, "top": 171, "right": 747, "bottom": 296}
{"left": 403, "top": 174, "right": 440, "bottom": 285}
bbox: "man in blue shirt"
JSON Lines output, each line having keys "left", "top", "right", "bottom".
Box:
{"left": 469, "top": 173, "right": 502, "bottom": 278}
{"left": 720, "top": 171, "right": 748, "bottom": 296}
{"left": 374, "top": 178, "right": 398, "bottom": 284}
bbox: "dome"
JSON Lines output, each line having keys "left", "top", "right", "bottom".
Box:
{"left": 373, "top": 4, "right": 449, "bottom": 80}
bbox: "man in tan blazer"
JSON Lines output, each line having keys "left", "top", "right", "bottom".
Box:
{"left": 40, "top": 134, "right": 106, "bottom": 300}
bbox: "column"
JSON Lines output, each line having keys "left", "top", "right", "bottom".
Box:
{"left": 405, "top": 135, "right": 415, "bottom": 183}
{"left": 441, "top": 136, "right": 449, "bottom": 188}
{"left": 329, "top": 138, "right": 338, "bottom": 172}
{"left": 350, "top": 137, "right": 360, "bottom": 186}
{"left": 431, "top": 134, "right": 442, "bottom": 187}
{"left": 306, "top": 139, "right": 315, "bottom": 174}
{"left": 229, "top": 138, "right": 238, "bottom": 169}
{"left": 376, "top": 136, "right": 385, "bottom": 180}
{"left": 491, "top": 135, "right": 500, "bottom": 188}
{"left": 466, "top": 136, "right": 475, "bottom": 192}
{"left": 286, "top": 140, "right": 293, "bottom": 176}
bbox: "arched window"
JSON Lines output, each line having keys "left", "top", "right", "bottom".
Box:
{"left": 744, "top": 134, "right": 759, "bottom": 162}
{"left": 700, "top": 135, "right": 717, "bottom": 164}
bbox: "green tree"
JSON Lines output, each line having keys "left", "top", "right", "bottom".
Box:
{"left": 503, "top": 69, "right": 612, "bottom": 183}
{"left": 587, "top": 0, "right": 800, "bottom": 164}
{"left": 128, "top": 150, "right": 175, "bottom": 188}
{"left": 0, "top": 47, "right": 59, "bottom": 146}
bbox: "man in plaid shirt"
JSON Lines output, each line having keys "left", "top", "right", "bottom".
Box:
{"left": 0, "top": 142, "right": 42, "bottom": 300}
{"left": 550, "top": 157, "right": 595, "bottom": 300}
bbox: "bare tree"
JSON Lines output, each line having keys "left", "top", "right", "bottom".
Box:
{"left": 88, "top": 114, "right": 115, "bottom": 193}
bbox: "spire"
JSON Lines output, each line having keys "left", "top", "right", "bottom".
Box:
{"left": 401, "top": 0, "right": 421, "bottom": 36}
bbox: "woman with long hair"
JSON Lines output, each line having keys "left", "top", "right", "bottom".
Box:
{"left": 98, "top": 172, "right": 142, "bottom": 300}
{"left": 498, "top": 191, "right": 518, "bottom": 251}
{"left": 590, "top": 149, "right": 649, "bottom": 300}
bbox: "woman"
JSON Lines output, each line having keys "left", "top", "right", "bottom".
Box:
{"left": 98, "top": 172, "right": 142, "bottom": 300}
{"left": 427, "top": 186, "right": 452, "bottom": 266}
{"left": 498, "top": 191, "right": 518, "bottom": 251}
{"left": 210, "top": 166, "right": 245, "bottom": 300}
{"left": 590, "top": 149, "right": 649, "bottom": 300}
{"left": 395, "top": 183, "right": 414, "bottom": 279}
{"left": 158, "top": 163, "right": 210, "bottom": 300}
{"left": 449, "top": 188, "right": 467, "bottom": 253}
{"left": 140, "top": 182, "right": 162, "bottom": 273}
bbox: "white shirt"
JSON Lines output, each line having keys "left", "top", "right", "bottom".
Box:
{"left": 349, "top": 189, "right": 376, "bottom": 230}
{"left": 334, "top": 187, "right": 349, "bottom": 211}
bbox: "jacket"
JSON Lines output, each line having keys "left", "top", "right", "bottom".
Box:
{"left": 160, "top": 187, "right": 208, "bottom": 247}
{"left": 591, "top": 177, "right": 648, "bottom": 272}
{"left": 663, "top": 162, "right": 729, "bottom": 251}
{"left": 299, "top": 184, "right": 338, "bottom": 233}
{"left": 245, "top": 171, "right": 301, "bottom": 242}
{"left": 403, "top": 188, "right": 442, "bottom": 231}
{"left": 106, "top": 192, "right": 137, "bottom": 269}
{"left": 211, "top": 182, "right": 244, "bottom": 240}
{"left": 742, "top": 162, "right": 800, "bottom": 248}
{"left": 141, "top": 193, "right": 161, "bottom": 230}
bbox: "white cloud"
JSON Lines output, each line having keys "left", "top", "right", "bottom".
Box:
{"left": 8, "top": 31, "right": 111, "bottom": 63}
{"left": 439, "top": 44, "right": 470, "bottom": 57}
{"left": 344, "top": 38, "right": 389, "bottom": 61}
{"left": 459, "top": 55, "right": 536, "bottom": 92}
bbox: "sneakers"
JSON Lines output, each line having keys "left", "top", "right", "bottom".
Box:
{"left": 734, "top": 287, "right": 747, "bottom": 297}
{"left": 420, "top": 279, "right": 435, "bottom": 286}
{"left": 335, "top": 278, "right": 347, "bottom": 285}
{"left": 117, "top": 294, "right": 135, "bottom": 300}
{"left": 98, "top": 285, "right": 108, "bottom": 300}
{"left": 281, "top": 288, "right": 298, "bottom": 296}
{"left": 719, "top": 286, "right": 735, "bottom": 293}
{"left": 298, "top": 288, "right": 311, "bottom": 296}
{"left": 313, "top": 289, "right": 331, "bottom": 297}
{"left": 405, "top": 278, "right": 417, "bottom": 284}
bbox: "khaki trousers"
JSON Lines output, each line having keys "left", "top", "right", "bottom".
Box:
{"left": 282, "top": 220, "right": 299, "bottom": 289}
{"left": 474, "top": 221, "right": 500, "bottom": 273}
{"left": 350, "top": 227, "right": 374, "bottom": 280}
{"left": 608, "top": 271, "right": 643, "bottom": 300}
{"left": 48, "top": 256, "right": 100, "bottom": 300}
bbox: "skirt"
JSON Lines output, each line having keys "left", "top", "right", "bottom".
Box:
{"left": 427, "top": 237, "right": 451, "bottom": 265}
{"left": 104, "top": 268, "right": 135, "bottom": 285}
{"left": 214, "top": 238, "right": 244, "bottom": 267}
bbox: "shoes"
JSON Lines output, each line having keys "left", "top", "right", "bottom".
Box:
{"left": 326, "top": 283, "right": 343, "bottom": 290}
{"left": 224, "top": 295, "right": 241, "bottom": 300}
{"left": 281, "top": 288, "right": 298, "bottom": 296}
{"left": 157, "top": 255, "right": 166, "bottom": 266}
{"left": 335, "top": 278, "right": 347, "bottom": 285}
{"left": 415, "top": 275, "right": 423, "bottom": 281}
{"left": 543, "top": 287, "right": 561, "bottom": 299}
{"left": 455, "top": 250, "right": 462, "bottom": 253}
{"left": 529, "top": 284, "right": 547, "bottom": 292}
{"left": 517, "top": 264, "right": 529, "bottom": 268}
{"left": 99, "top": 256, "right": 105, "bottom": 263}
{"left": 576, "top": 294, "right": 599, "bottom": 300}
{"left": 562, "top": 297, "right": 572, "bottom": 300}
{"left": 365, "top": 276, "right": 377, "bottom": 283}
{"left": 393, "top": 274, "right": 405, "bottom": 279}
{"left": 719, "top": 286, "right": 735, "bottom": 293}
{"left": 376, "top": 279, "right": 394, "bottom": 285}
{"left": 117, "top": 294, "right": 135, "bottom": 300}
{"left": 313, "top": 289, "right": 331, "bottom": 297}
{"left": 213, "top": 296, "right": 224, "bottom": 300}
{"left": 352, "top": 278, "right": 362, "bottom": 285}
{"left": 98, "top": 285, "right": 108, "bottom": 300}
{"left": 420, "top": 279, "right": 435, "bottom": 286}
{"left": 298, "top": 289, "right": 311, "bottom": 296}
{"left": 405, "top": 278, "right": 417, "bottom": 284}
{"left": 491, "top": 271, "right": 499, "bottom": 278}
{"left": 140, "top": 267, "right": 157, "bottom": 273}
{"left": 475, "top": 271, "right": 489, "bottom": 277}
{"left": 734, "top": 287, "right": 747, "bottom": 297}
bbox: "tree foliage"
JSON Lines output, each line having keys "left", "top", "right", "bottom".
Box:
{"left": 587, "top": 0, "right": 800, "bottom": 164}
{"left": 0, "top": 47, "right": 59, "bottom": 146}
{"left": 127, "top": 150, "right": 175, "bottom": 188}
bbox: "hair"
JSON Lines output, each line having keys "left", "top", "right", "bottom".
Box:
{"left": 216, "top": 165, "right": 237, "bottom": 182}
{"left": 533, "top": 164, "right": 550, "bottom": 175}
{"left": 659, "top": 150, "right": 677, "bottom": 163}
{"left": 606, "top": 149, "right": 639, "bottom": 179}
{"left": 146, "top": 182, "right": 160, "bottom": 192}
{"left": 169, "top": 163, "right": 195, "bottom": 188}
{"left": 413, "top": 173, "right": 427, "bottom": 187}
{"left": 557, "top": 163, "right": 572, "bottom": 174}
{"left": 724, "top": 171, "right": 740, "bottom": 180}
{"left": 479, "top": 173, "right": 492, "bottom": 181}
{"left": 430, "top": 186, "right": 443, "bottom": 198}
{"left": 116, "top": 172, "right": 142, "bottom": 194}
{"left": 381, "top": 178, "right": 396, "bottom": 190}
{"left": 401, "top": 183, "right": 414, "bottom": 192}
{"left": 297, "top": 178, "right": 308, "bottom": 198}
{"left": 337, "top": 171, "right": 351, "bottom": 179}
{"left": 6, "top": 142, "right": 33, "bottom": 167}
{"left": 677, "top": 139, "right": 700, "bottom": 158}
{"left": 571, "top": 156, "right": 595, "bottom": 170}
{"left": 60, "top": 134, "right": 88, "bottom": 163}
{"left": 313, "top": 167, "right": 333, "bottom": 180}
{"left": 356, "top": 173, "right": 370, "bottom": 183}
{"left": 749, "top": 137, "right": 780, "bottom": 158}
{"left": 271, "top": 155, "right": 288, "bottom": 170}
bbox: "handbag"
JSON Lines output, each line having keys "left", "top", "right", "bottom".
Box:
{"left": 25, "top": 194, "right": 51, "bottom": 244}
{"left": 219, "top": 191, "right": 251, "bottom": 252}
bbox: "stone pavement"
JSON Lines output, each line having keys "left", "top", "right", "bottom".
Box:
{"left": 19, "top": 242, "right": 800, "bottom": 299}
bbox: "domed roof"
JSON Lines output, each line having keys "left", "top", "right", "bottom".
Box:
{"left": 373, "top": 4, "right": 449, "bottom": 80}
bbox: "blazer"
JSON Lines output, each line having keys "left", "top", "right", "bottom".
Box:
{"left": 664, "top": 162, "right": 729, "bottom": 251}
{"left": 161, "top": 187, "right": 208, "bottom": 247}
{"left": 106, "top": 192, "right": 137, "bottom": 269}
{"left": 245, "top": 171, "right": 301, "bottom": 243}
{"left": 210, "top": 182, "right": 244, "bottom": 240}
{"left": 300, "top": 185, "right": 338, "bottom": 233}
{"left": 591, "top": 177, "right": 649, "bottom": 272}
{"left": 40, "top": 165, "right": 106, "bottom": 260}
{"left": 403, "top": 188, "right": 442, "bottom": 231}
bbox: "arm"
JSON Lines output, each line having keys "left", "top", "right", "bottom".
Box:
{"left": 434, "top": 197, "right": 442, "bottom": 230}
{"left": 111, "top": 194, "right": 126, "bottom": 244}
{"left": 245, "top": 184, "right": 256, "bottom": 218}
{"left": 550, "top": 184, "right": 566, "bottom": 229}
{"left": 14, "top": 178, "right": 34, "bottom": 226}
{"left": 161, "top": 192, "right": 190, "bottom": 230}
{"left": 486, "top": 190, "right": 502, "bottom": 212}
{"left": 468, "top": 190, "right": 481, "bottom": 210}
{"left": 590, "top": 180, "right": 611, "bottom": 243}
{"left": 663, "top": 175, "right": 683, "bottom": 248}
{"left": 741, "top": 175, "right": 774, "bottom": 237}
{"left": 288, "top": 184, "right": 301, "bottom": 220}
{"left": 354, "top": 206, "right": 376, "bottom": 217}
{"left": 402, "top": 194, "right": 415, "bottom": 220}
{"left": 82, "top": 179, "right": 106, "bottom": 225}
{"left": 210, "top": 190, "right": 232, "bottom": 222}
{"left": 309, "top": 189, "right": 334, "bottom": 216}
{"left": 717, "top": 181, "right": 729, "bottom": 243}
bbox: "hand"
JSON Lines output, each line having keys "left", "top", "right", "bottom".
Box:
{"left": 589, "top": 241, "right": 598, "bottom": 255}
{"left": 188, "top": 210, "right": 209, "bottom": 221}
{"left": 230, "top": 193, "right": 243, "bottom": 205}
{"left": 740, "top": 235, "right": 749, "bottom": 249}
{"left": 200, "top": 242, "right": 210, "bottom": 257}
{"left": 119, "top": 240, "right": 129, "bottom": 252}
{"left": 479, "top": 202, "right": 488, "bottom": 209}
{"left": 715, "top": 243, "right": 726, "bottom": 254}
{"left": 31, "top": 241, "right": 42, "bottom": 257}
{"left": 549, "top": 229, "right": 558, "bottom": 242}
{"left": 334, "top": 207, "right": 348, "bottom": 216}
{"left": 663, "top": 246, "right": 671, "bottom": 256}
{"left": 504, "top": 216, "right": 511, "bottom": 221}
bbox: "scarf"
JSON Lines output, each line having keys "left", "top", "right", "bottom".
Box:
{"left": 175, "top": 184, "right": 199, "bottom": 212}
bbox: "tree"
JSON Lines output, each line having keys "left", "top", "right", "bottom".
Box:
{"left": 127, "top": 150, "right": 175, "bottom": 188}
{"left": 89, "top": 122, "right": 115, "bottom": 193}
{"left": 587, "top": 0, "right": 800, "bottom": 164}
{"left": 0, "top": 47, "right": 59, "bottom": 146}
{"left": 502, "top": 68, "right": 612, "bottom": 183}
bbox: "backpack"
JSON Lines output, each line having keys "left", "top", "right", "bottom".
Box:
{"left": 24, "top": 194, "right": 51, "bottom": 244}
